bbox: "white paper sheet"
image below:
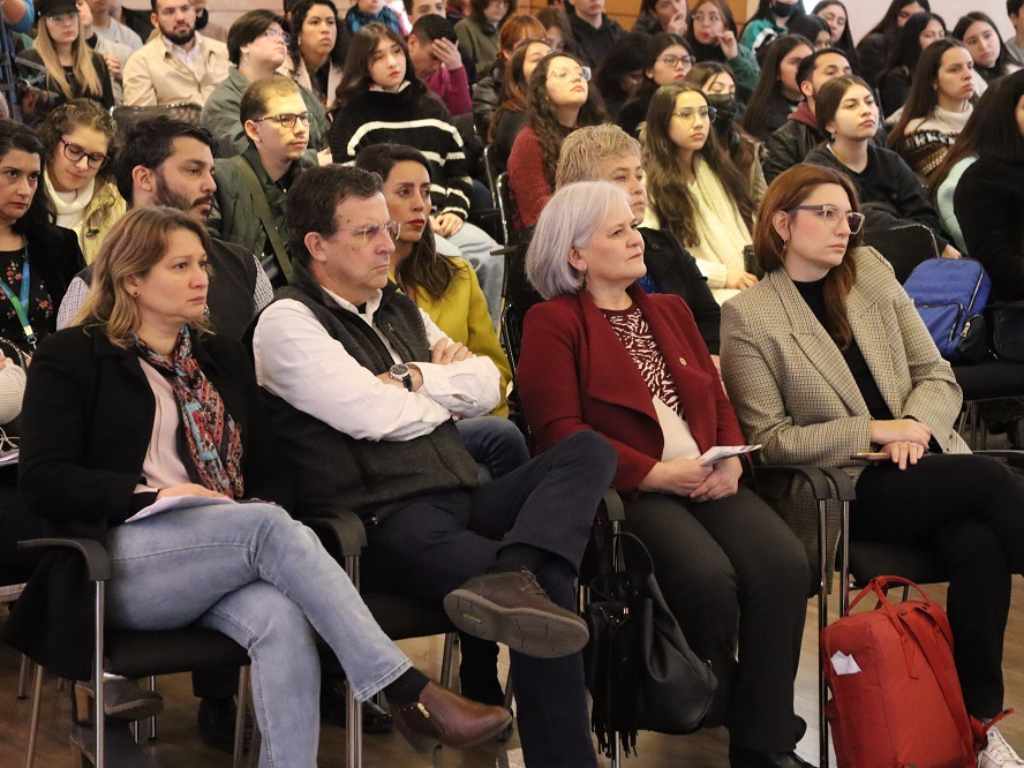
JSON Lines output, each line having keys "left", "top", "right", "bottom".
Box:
{"left": 125, "top": 494, "right": 236, "bottom": 524}
{"left": 698, "top": 444, "right": 762, "bottom": 466}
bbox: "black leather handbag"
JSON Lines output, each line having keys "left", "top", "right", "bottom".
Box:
{"left": 584, "top": 530, "right": 717, "bottom": 756}
{"left": 989, "top": 302, "right": 1024, "bottom": 362}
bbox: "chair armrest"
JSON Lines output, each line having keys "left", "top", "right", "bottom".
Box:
{"left": 17, "top": 537, "right": 111, "bottom": 582}
{"left": 750, "top": 464, "right": 833, "bottom": 500}
{"left": 976, "top": 449, "right": 1024, "bottom": 472}
{"left": 819, "top": 466, "right": 857, "bottom": 502}
{"left": 303, "top": 511, "right": 367, "bottom": 558}
{"left": 601, "top": 489, "right": 624, "bottom": 523}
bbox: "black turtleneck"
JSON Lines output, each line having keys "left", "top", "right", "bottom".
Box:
{"left": 793, "top": 277, "right": 894, "bottom": 420}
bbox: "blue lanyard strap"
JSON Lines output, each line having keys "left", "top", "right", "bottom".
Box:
{"left": 0, "top": 255, "right": 35, "bottom": 348}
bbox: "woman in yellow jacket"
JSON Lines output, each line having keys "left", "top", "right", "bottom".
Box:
{"left": 356, "top": 142, "right": 527, "bottom": 479}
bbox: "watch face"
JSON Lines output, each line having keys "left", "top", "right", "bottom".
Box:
{"left": 391, "top": 363, "right": 410, "bottom": 377}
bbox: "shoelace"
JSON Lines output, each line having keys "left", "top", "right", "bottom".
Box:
{"left": 986, "top": 728, "right": 1024, "bottom": 766}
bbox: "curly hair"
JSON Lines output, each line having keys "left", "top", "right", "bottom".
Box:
{"left": 524, "top": 51, "right": 607, "bottom": 188}
{"left": 643, "top": 82, "right": 755, "bottom": 249}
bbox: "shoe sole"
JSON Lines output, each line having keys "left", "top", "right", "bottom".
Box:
{"left": 394, "top": 710, "right": 513, "bottom": 753}
{"left": 443, "top": 590, "right": 589, "bottom": 659}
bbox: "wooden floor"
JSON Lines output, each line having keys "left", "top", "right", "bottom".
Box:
{"left": 2, "top": 577, "right": 1023, "bottom": 767}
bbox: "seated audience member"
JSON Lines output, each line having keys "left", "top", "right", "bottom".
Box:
{"left": 286, "top": 0, "right": 344, "bottom": 110}
{"left": 407, "top": 14, "right": 471, "bottom": 116}
{"left": 78, "top": 0, "right": 133, "bottom": 105}
{"left": 211, "top": 75, "right": 316, "bottom": 288}
{"left": 720, "top": 163, "right": 1024, "bottom": 768}
{"left": 632, "top": 0, "right": 686, "bottom": 37}
{"left": 686, "top": 62, "right": 766, "bottom": 201}
{"left": 122, "top": 0, "right": 230, "bottom": 106}
{"left": 0, "top": 120, "right": 83, "bottom": 357}
{"left": 555, "top": 124, "right": 721, "bottom": 353}
{"left": 1008, "top": 0, "right": 1024, "bottom": 64}
{"left": 787, "top": 14, "right": 832, "bottom": 51}
{"left": 344, "top": 0, "right": 404, "bottom": 38}
{"left": 812, "top": 0, "right": 858, "bottom": 69}
{"left": 762, "top": 46, "right": 852, "bottom": 183}
{"left": 507, "top": 50, "right": 605, "bottom": 229}
{"left": 877, "top": 11, "right": 946, "bottom": 119}
{"left": 59, "top": 118, "right": 271, "bottom": 340}
{"left": 251, "top": 164, "right": 618, "bottom": 767}
{"left": 617, "top": 31, "right": 693, "bottom": 138}
{"left": 564, "top": 0, "right": 623, "bottom": 69}
{"left": 954, "top": 11, "right": 1022, "bottom": 85}
{"left": 956, "top": 71, "right": 1024, "bottom": 301}
{"left": 488, "top": 37, "right": 551, "bottom": 172}
{"left": 594, "top": 31, "right": 649, "bottom": 119}
{"left": 86, "top": 0, "right": 144, "bottom": 52}
{"left": 201, "top": 10, "right": 328, "bottom": 158}
{"left": 11, "top": 205, "right": 513, "bottom": 767}
{"left": 330, "top": 23, "right": 503, "bottom": 319}
{"left": 39, "top": 99, "right": 125, "bottom": 263}
{"left": 888, "top": 39, "right": 975, "bottom": 180}
{"left": 537, "top": 5, "right": 572, "bottom": 52}
{"left": 685, "top": 0, "right": 759, "bottom": 102}
{"left": 517, "top": 181, "right": 811, "bottom": 767}
{"left": 19, "top": 0, "right": 115, "bottom": 125}
{"left": 804, "top": 75, "right": 960, "bottom": 258}
{"left": 454, "top": 0, "right": 512, "bottom": 76}
{"left": 644, "top": 83, "right": 758, "bottom": 304}
{"left": 472, "top": 14, "right": 546, "bottom": 136}
{"left": 855, "top": 0, "right": 932, "bottom": 88}
{"left": 740, "top": 0, "right": 804, "bottom": 56}
{"left": 741, "top": 34, "right": 813, "bottom": 141}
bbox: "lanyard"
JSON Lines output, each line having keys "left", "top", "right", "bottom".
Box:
{"left": 0, "top": 254, "right": 35, "bottom": 349}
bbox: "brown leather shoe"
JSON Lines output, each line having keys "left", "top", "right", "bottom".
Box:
{"left": 443, "top": 569, "right": 590, "bottom": 658}
{"left": 393, "top": 681, "right": 512, "bottom": 751}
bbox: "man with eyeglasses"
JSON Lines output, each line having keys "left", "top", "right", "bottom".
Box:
{"left": 564, "top": 0, "right": 623, "bottom": 68}
{"left": 209, "top": 74, "right": 317, "bottom": 287}
{"left": 201, "top": 9, "right": 328, "bottom": 158}
{"left": 252, "top": 163, "right": 617, "bottom": 768}
{"left": 122, "top": 0, "right": 229, "bottom": 106}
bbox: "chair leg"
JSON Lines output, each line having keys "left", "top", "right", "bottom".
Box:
{"left": 232, "top": 667, "right": 249, "bottom": 768}
{"left": 840, "top": 501, "right": 851, "bottom": 617}
{"left": 17, "top": 654, "right": 30, "bottom": 699}
{"left": 818, "top": 499, "right": 830, "bottom": 768}
{"left": 23, "top": 663, "right": 43, "bottom": 768}
{"left": 440, "top": 633, "right": 457, "bottom": 690}
{"left": 343, "top": 553, "right": 363, "bottom": 768}
{"left": 94, "top": 582, "right": 106, "bottom": 768}
{"left": 145, "top": 676, "right": 157, "bottom": 741}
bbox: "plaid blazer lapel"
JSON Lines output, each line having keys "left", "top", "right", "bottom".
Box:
{"left": 846, "top": 282, "right": 902, "bottom": 417}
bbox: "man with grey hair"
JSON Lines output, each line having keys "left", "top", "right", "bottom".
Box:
{"left": 251, "top": 164, "right": 617, "bottom": 768}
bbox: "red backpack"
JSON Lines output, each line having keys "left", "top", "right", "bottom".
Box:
{"left": 822, "top": 576, "right": 1010, "bottom": 768}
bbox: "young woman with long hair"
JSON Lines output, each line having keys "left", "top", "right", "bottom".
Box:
{"left": 38, "top": 99, "right": 125, "bottom": 264}
{"left": 740, "top": 0, "right": 803, "bottom": 56}
{"left": 953, "top": 11, "right": 1023, "bottom": 84}
{"left": 644, "top": 82, "right": 757, "bottom": 303}
{"left": 684, "top": 0, "right": 759, "bottom": 102}
{"left": 812, "top": 1, "right": 859, "bottom": 70}
{"left": 506, "top": 49, "right": 605, "bottom": 228}
{"left": 471, "top": 13, "right": 546, "bottom": 136}
{"left": 454, "top": 0, "right": 515, "bottom": 75}
{"left": 286, "top": 0, "right": 345, "bottom": 109}
{"left": 616, "top": 31, "right": 693, "bottom": 137}
{"left": 888, "top": 39, "right": 975, "bottom": 179}
{"left": 855, "top": 0, "right": 932, "bottom": 86}
{"left": 787, "top": 13, "right": 831, "bottom": 51}
{"left": 594, "top": 31, "right": 649, "bottom": 119}
{"left": 720, "top": 163, "right": 1024, "bottom": 768}
{"left": 741, "top": 33, "right": 813, "bottom": 141}
{"left": 631, "top": 0, "right": 686, "bottom": 37}
{"left": 877, "top": 11, "right": 946, "bottom": 118}
{"left": 488, "top": 37, "right": 551, "bottom": 170}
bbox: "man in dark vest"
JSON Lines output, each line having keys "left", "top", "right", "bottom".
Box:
{"left": 252, "top": 165, "right": 617, "bottom": 768}
{"left": 57, "top": 117, "right": 271, "bottom": 344}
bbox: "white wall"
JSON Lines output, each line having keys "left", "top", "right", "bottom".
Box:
{"left": 804, "top": 0, "right": 1014, "bottom": 44}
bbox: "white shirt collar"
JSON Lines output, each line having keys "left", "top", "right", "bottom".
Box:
{"left": 322, "top": 285, "right": 385, "bottom": 322}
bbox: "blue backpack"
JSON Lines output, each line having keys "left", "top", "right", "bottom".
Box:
{"left": 903, "top": 258, "right": 991, "bottom": 363}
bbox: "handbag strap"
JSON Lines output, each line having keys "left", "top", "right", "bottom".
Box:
{"left": 847, "top": 575, "right": 930, "bottom": 613}
{"left": 610, "top": 530, "right": 655, "bottom": 576}
{"left": 235, "top": 158, "right": 293, "bottom": 283}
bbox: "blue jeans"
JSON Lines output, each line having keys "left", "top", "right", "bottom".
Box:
{"left": 456, "top": 415, "right": 529, "bottom": 480}
{"left": 105, "top": 501, "right": 411, "bottom": 768}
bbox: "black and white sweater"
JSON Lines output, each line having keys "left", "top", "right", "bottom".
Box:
{"left": 329, "top": 83, "right": 473, "bottom": 219}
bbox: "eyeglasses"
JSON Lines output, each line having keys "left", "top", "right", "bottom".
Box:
{"left": 60, "top": 138, "right": 107, "bottom": 169}
{"left": 692, "top": 12, "right": 721, "bottom": 24}
{"left": 788, "top": 204, "right": 865, "bottom": 234}
{"left": 658, "top": 54, "right": 694, "bottom": 68}
{"left": 548, "top": 65, "right": 591, "bottom": 82}
{"left": 672, "top": 105, "right": 717, "bottom": 122}
{"left": 338, "top": 220, "right": 401, "bottom": 245}
{"left": 253, "top": 112, "right": 311, "bottom": 130}
{"left": 261, "top": 28, "right": 292, "bottom": 44}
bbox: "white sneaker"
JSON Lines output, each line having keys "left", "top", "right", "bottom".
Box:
{"left": 979, "top": 727, "right": 1024, "bottom": 768}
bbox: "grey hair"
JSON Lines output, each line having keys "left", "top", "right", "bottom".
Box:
{"left": 526, "top": 181, "right": 632, "bottom": 300}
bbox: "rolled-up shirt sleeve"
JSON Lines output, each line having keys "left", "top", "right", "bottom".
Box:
{"left": 417, "top": 309, "right": 501, "bottom": 417}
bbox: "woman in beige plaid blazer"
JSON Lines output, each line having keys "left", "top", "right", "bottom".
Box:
{"left": 720, "top": 164, "right": 1024, "bottom": 760}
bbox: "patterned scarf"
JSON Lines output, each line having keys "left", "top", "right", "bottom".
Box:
{"left": 134, "top": 327, "right": 245, "bottom": 499}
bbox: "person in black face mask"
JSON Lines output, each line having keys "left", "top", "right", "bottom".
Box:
{"left": 740, "top": 0, "right": 803, "bottom": 57}
{"left": 686, "top": 60, "right": 766, "bottom": 202}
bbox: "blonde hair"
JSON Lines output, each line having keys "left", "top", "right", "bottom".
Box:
{"left": 74, "top": 207, "right": 214, "bottom": 347}
{"left": 34, "top": 13, "right": 103, "bottom": 99}
{"left": 555, "top": 124, "right": 641, "bottom": 188}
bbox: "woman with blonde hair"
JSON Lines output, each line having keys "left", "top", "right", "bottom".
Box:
{"left": 18, "top": 0, "right": 114, "bottom": 126}
{"left": 38, "top": 99, "right": 126, "bottom": 263}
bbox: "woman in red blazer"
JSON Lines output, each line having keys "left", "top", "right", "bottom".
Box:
{"left": 517, "top": 181, "right": 813, "bottom": 768}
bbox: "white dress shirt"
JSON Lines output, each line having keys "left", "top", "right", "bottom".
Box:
{"left": 252, "top": 286, "right": 501, "bottom": 442}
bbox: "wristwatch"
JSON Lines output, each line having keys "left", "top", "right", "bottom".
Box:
{"left": 389, "top": 363, "right": 413, "bottom": 391}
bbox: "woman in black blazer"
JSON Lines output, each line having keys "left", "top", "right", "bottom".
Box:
{"left": 8, "top": 207, "right": 510, "bottom": 766}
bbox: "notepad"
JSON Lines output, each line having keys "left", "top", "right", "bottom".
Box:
{"left": 698, "top": 445, "right": 762, "bottom": 466}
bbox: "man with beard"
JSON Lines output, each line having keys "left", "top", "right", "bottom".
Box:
{"left": 57, "top": 117, "right": 272, "bottom": 344}
{"left": 122, "top": 0, "right": 230, "bottom": 106}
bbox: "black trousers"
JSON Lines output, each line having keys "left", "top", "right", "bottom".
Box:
{"left": 855, "top": 453, "right": 1024, "bottom": 718}
{"left": 624, "top": 486, "right": 811, "bottom": 753}
{"left": 364, "top": 431, "right": 617, "bottom": 768}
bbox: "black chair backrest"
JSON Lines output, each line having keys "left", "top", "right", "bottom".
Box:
{"left": 861, "top": 218, "right": 940, "bottom": 285}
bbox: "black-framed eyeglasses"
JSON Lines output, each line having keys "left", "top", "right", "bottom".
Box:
{"left": 337, "top": 220, "right": 401, "bottom": 245}
{"left": 253, "top": 112, "right": 311, "bottom": 130}
{"left": 788, "top": 204, "right": 865, "bottom": 234}
{"left": 672, "top": 105, "right": 717, "bottom": 122}
{"left": 659, "top": 54, "right": 694, "bottom": 68}
{"left": 60, "top": 138, "right": 107, "bottom": 169}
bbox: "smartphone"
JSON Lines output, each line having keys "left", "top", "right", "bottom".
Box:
{"left": 851, "top": 451, "right": 889, "bottom": 461}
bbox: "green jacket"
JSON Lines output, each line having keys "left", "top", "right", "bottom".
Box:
{"left": 200, "top": 67, "right": 328, "bottom": 158}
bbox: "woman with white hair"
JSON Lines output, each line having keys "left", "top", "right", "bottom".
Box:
{"left": 515, "top": 181, "right": 814, "bottom": 768}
